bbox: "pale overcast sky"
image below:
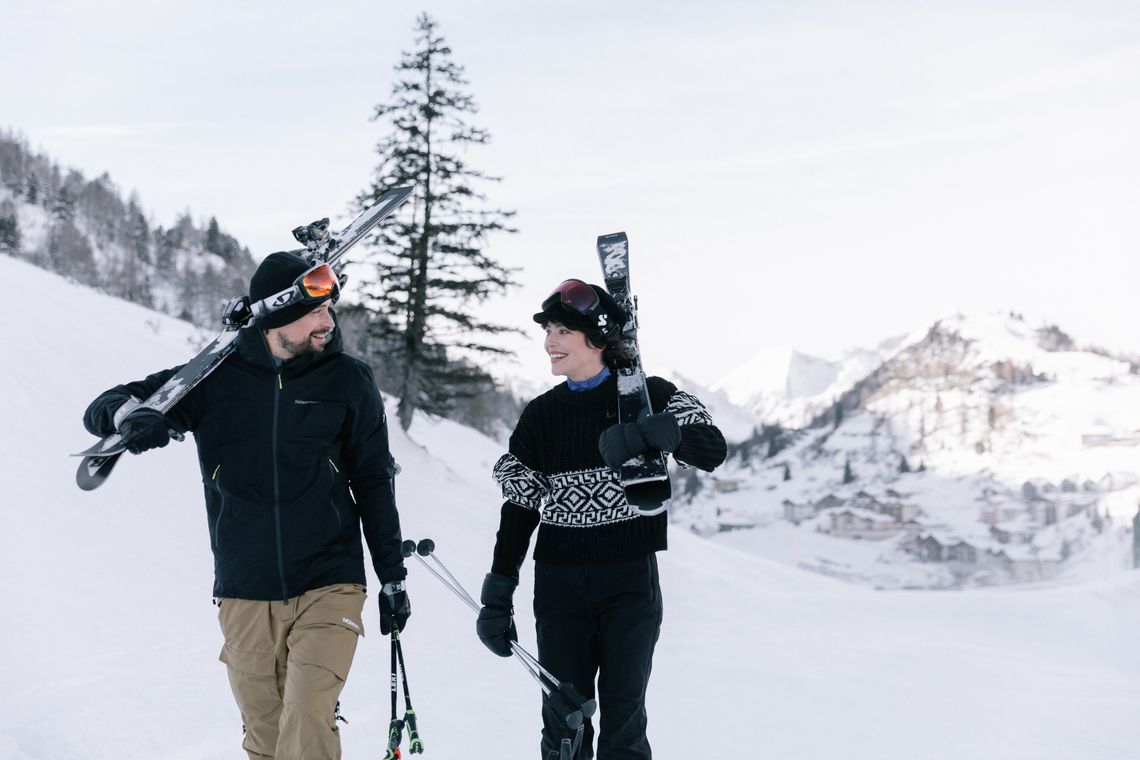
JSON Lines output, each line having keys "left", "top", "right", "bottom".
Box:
{"left": 4, "top": 0, "right": 1139, "bottom": 385}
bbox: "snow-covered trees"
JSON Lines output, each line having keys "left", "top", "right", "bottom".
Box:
{"left": 0, "top": 130, "right": 254, "bottom": 329}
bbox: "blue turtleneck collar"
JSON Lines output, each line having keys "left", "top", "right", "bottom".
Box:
{"left": 567, "top": 365, "right": 612, "bottom": 392}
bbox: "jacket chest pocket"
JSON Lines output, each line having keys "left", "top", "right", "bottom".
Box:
{"left": 287, "top": 401, "right": 347, "bottom": 447}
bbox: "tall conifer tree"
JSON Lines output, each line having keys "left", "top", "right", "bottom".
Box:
{"left": 358, "top": 13, "right": 518, "bottom": 431}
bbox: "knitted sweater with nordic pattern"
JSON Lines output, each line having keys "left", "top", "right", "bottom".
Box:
{"left": 489, "top": 375, "right": 727, "bottom": 577}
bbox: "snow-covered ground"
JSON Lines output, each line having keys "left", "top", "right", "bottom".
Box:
{"left": 3, "top": 255, "right": 1140, "bottom": 759}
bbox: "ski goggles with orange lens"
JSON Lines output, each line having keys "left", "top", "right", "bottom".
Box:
{"left": 541, "top": 279, "right": 600, "bottom": 317}
{"left": 295, "top": 263, "right": 340, "bottom": 300}
{"left": 250, "top": 262, "right": 342, "bottom": 321}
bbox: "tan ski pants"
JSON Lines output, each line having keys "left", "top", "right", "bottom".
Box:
{"left": 217, "top": 583, "right": 366, "bottom": 760}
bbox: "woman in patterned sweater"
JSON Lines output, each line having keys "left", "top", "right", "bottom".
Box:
{"left": 476, "top": 279, "right": 727, "bottom": 760}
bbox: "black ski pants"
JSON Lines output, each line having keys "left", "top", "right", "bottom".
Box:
{"left": 533, "top": 554, "right": 663, "bottom": 760}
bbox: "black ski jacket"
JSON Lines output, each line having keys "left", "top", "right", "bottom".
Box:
{"left": 84, "top": 317, "right": 405, "bottom": 600}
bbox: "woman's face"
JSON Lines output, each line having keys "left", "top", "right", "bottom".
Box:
{"left": 543, "top": 322, "right": 605, "bottom": 382}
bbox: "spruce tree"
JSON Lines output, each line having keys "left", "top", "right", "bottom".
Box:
{"left": 0, "top": 205, "right": 19, "bottom": 255}
{"left": 358, "top": 13, "right": 518, "bottom": 431}
{"left": 842, "top": 457, "right": 855, "bottom": 484}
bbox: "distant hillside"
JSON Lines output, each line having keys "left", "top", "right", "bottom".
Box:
{"left": 676, "top": 312, "right": 1140, "bottom": 589}
{"left": 0, "top": 129, "right": 522, "bottom": 437}
{"left": 0, "top": 129, "right": 255, "bottom": 328}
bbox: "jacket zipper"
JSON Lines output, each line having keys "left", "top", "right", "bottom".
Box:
{"left": 328, "top": 459, "right": 343, "bottom": 532}
{"left": 212, "top": 464, "right": 226, "bottom": 549}
{"left": 272, "top": 372, "right": 288, "bottom": 602}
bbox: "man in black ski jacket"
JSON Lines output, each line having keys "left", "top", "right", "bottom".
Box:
{"left": 82, "top": 251, "right": 410, "bottom": 760}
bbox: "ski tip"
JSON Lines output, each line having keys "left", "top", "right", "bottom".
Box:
{"left": 596, "top": 231, "right": 627, "bottom": 245}
{"left": 75, "top": 452, "right": 122, "bottom": 491}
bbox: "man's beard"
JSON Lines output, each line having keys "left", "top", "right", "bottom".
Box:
{"left": 275, "top": 328, "right": 333, "bottom": 359}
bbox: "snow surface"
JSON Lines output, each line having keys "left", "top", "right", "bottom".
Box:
{"left": 3, "top": 255, "right": 1140, "bottom": 759}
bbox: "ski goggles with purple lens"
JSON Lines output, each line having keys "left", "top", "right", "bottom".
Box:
{"left": 541, "top": 279, "right": 599, "bottom": 317}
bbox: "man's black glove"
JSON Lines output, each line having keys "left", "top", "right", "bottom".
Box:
{"left": 83, "top": 392, "right": 133, "bottom": 437}
{"left": 119, "top": 407, "right": 171, "bottom": 455}
{"left": 476, "top": 573, "right": 517, "bottom": 657}
{"left": 379, "top": 580, "right": 410, "bottom": 635}
{"left": 598, "top": 412, "right": 681, "bottom": 471}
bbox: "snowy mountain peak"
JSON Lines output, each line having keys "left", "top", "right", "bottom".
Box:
{"left": 709, "top": 340, "right": 902, "bottom": 429}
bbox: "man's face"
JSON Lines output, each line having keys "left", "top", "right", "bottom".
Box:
{"left": 267, "top": 302, "right": 335, "bottom": 360}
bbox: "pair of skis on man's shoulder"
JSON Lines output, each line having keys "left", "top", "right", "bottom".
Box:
{"left": 72, "top": 191, "right": 672, "bottom": 514}
{"left": 73, "top": 185, "right": 414, "bottom": 492}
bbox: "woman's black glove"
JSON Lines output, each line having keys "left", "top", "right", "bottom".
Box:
{"left": 476, "top": 573, "right": 518, "bottom": 657}
{"left": 379, "top": 580, "right": 411, "bottom": 634}
{"left": 598, "top": 412, "right": 681, "bottom": 471}
{"left": 119, "top": 408, "right": 171, "bottom": 454}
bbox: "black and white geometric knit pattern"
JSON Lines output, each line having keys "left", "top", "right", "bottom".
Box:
{"left": 493, "top": 455, "right": 638, "bottom": 527}
{"left": 544, "top": 468, "right": 638, "bottom": 527}
{"left": 492, "top": 454, "right": 549, "bottom": 512}
{"left": 663, "top": 390, "right": 713, "bottom": 426}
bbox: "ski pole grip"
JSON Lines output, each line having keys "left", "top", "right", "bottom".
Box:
{"left": 416, "top": 538, "right": 435, "bottom": 556}
{"left": 401, "top": 539, "right": 416, "bottom": 558}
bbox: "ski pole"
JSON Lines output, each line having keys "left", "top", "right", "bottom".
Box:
{"left": 404, "top": 538, "right": 597, "bottom": 757}
{"left": 401, "top": 539, "right": 571, "bottom": 696}
{"left": 393, "top": 625, "right": 424, "bottom": 755}
{"left": 384, "top": 626, "right": 404, "bottom": 760}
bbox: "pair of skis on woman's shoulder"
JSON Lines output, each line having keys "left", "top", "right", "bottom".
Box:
{"left": 596, "top": 233, "right": 672, "bottom": 516}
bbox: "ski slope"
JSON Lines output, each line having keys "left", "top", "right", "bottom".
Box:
{"left": 2, "top": 255, "right": 1139, "bottom": 759}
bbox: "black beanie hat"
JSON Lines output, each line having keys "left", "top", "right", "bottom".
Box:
{"left": 532, "top": 282, "right": 627, "bottom": 342}
{"left": 249, "top": 250, "right": 332, "bottom": 330}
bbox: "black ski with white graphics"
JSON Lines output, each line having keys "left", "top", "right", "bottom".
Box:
{"left": 73, "top": 185, "right": 414, "bottom": 491}
{"left": 596, "top": 232, "right": 671, "bottom": 515}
